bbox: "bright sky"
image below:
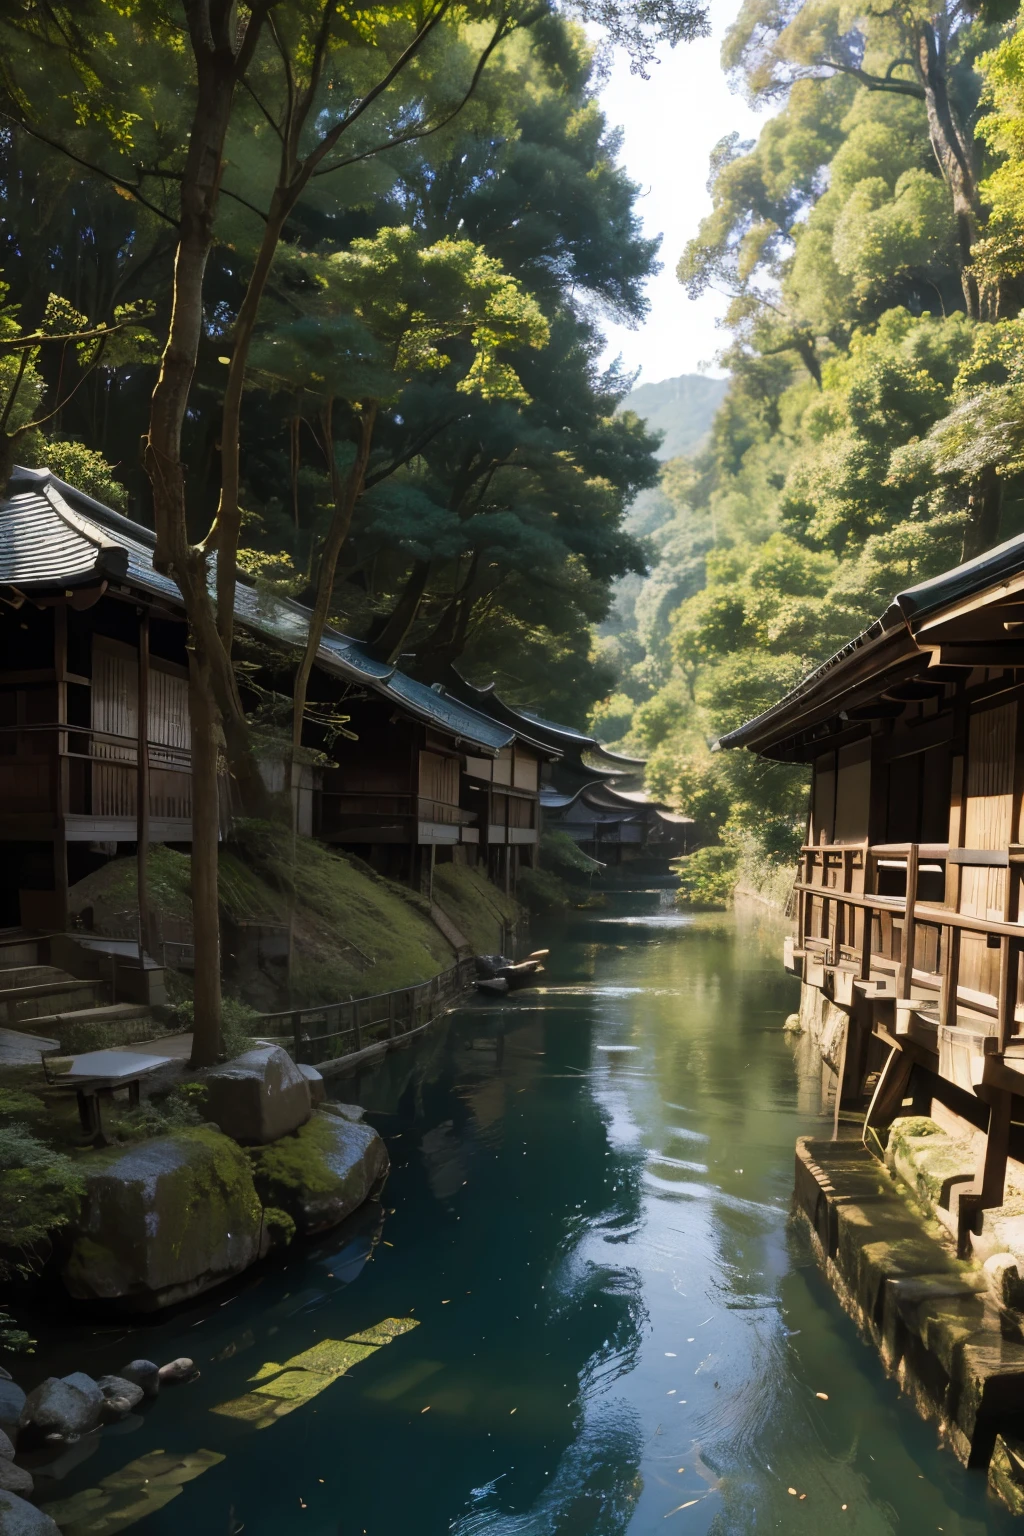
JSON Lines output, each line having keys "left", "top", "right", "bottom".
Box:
{"left": 596, "top": 0, "right": 767, "bottom": 384}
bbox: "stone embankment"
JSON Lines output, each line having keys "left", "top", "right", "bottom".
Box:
{"left": 793, "top": 1132, "right": 1024, "bottom": 1514}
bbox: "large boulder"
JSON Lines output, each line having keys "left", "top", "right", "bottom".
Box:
{"left": 205, "top": 1046, "right": 311, "bottom": 1145}
{"left": 0, "top": 1491, "right": 59, "bottom": 1535}
{"left": 62, "top": 1129, "right": 263, "bottom": 1310}
{"left": 0, "top": 1386, "right": 24, "bottom": 1444}
{"left": 0, "top": 1465, "right": 31, "bottom": 1498}
{"left": 20, "top": 1375, "right": 103, "bottom": 1440}
{"left": 250, "top": 1111, "right": 389, "bottom": 1236}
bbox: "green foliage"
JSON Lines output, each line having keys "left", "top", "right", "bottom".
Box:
{"left": 674, "top": 844, "right": 740, "bottom": 908}
{"left": 0, "top": 1126, "right": 85, "bottom": 1271}
{"left": 540, "top": 829, "right": 603, "bottom": 877}
{"left": 517, "top": 865, "right": 572, "bottom": 913}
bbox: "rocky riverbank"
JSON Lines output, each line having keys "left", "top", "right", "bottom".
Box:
{"left": 0, "top": 1043, "right": 389, "bottom": 1531}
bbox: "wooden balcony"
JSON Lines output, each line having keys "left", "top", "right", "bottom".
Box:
{"left": 793, "top": 839, "right": 1024, "bottom": 1091}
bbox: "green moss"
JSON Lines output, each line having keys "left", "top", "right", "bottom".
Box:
{"left": 249, "top": 1116, "right": 341, "bottom": 1198}
{"left": 432, "top": 863, "right": 522, "bottom": 954}
{"left": 262, "top": 1206, "right": 296, "bottom": 1246}
{"left": 67, "top": 1128, "right": 262, "bottom": 1291}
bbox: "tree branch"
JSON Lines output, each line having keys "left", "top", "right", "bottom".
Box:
{"left": 0, "top": 113, "right": 179, "bottom": 226}
{"left": 820, "top": 58, "right": 924, "bottom": 99}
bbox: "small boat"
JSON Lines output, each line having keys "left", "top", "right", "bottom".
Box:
{"left": 501, "top": 959, "right": 545, "bottom": 990}
{"left": 477, "top": 976, "right": 509, "bottom": 995}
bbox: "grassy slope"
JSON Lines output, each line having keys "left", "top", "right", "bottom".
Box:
{"left": 431, "top": 864, "right": 521, "bottom": 955}
{"left": 69, "top": 841, "right": 455, "bottom": 1007}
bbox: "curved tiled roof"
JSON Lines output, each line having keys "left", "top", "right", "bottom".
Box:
{"left": 2, "top": 468, "right": 514, "bottom": 754}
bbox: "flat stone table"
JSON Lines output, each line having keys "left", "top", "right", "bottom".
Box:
{"left": 57, "top": 1049, "right": 174, "bottom": 1145}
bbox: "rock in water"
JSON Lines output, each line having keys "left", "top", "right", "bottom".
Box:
{"left": 250, "top": 1111, "right": 389, "bottom": 1236}
{"left": 0, "top": 1463, "right": 31, "bottom": 1497}
{"left": 119, "top": 1361, "right": 160, "bottom": 1398}
{"left": 0, "top": 1431, "right": 13, "bottom": 1462}
{"left": 157, "top": 1359, "right": 195, "bottom": 1385}
{"left": 62, "top": 1129, "right": 263, "bottom": 1310}
{"left": 205, "top": 1046, "right": 312, "bottom": 1145}
{"left": 0, "top": 1385, "right": 25, "bottom": 1444}
{"left": 95, "top": 1377, "right": 144, "bottom": 1419}
{"left": 0, "top": 1490, "right": 60, "bottom": 1534}
{"left": 19, "top": 1375, "right": 103, "bottom": 1439}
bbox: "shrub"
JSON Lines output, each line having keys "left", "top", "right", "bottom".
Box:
{"left": 517, "top": 866, "right": 571, "bottom": 914}
{"left": 674, "top": 844, "right": 740, "bottom": 909}
{"left": 0, "top": 1127, "right": 85, "bottom": 1272}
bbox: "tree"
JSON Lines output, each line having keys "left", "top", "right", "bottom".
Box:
{"left": 721, "top": 0, "right": 991, "bottom": 315}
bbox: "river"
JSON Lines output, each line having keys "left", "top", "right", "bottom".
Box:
{"left": 25, "top": 894, "right": 1018, "bottom": 1535}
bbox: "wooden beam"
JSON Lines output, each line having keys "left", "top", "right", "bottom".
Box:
{"left": 897, "top": 843, "right": 919, "bottom": 1000}
{"left": 52, "top": 606, "right": 69, "bottom": 931}
{"left": 137, "top": 612, "right": 151, "bottom": 960}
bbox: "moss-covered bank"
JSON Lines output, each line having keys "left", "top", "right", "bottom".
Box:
{"left": 431, "top": 863, "right": 522, "bottom": 954}
{"left": 69, "top": 835, "right": 456, "bottom": 1008}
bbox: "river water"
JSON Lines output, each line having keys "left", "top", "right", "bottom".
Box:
{"left": 27, "top": 895, "right": 1019, "bottom": 1535}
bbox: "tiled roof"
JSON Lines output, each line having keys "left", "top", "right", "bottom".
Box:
{"left": 2, "top": 468, "right": 514, "bottom": 753}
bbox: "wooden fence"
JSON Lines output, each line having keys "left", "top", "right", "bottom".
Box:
{"left": 256, "top": 956, "right": 480, "bottom": 1068}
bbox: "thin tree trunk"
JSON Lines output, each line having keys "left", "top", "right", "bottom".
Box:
{"left": 963, "top": 466, "right": 1003, "bottom": 560}
{"left": 370, "top": 559, "right": 433, "bottom": 662}
{"left": 214, "top": 195, "right": 291, "bottom": 649}
{"left": 291, "top": 403, "right": 378, "bottom": 761}
{"left": 188, "top": 649, "right": 223, "bottom": 1067}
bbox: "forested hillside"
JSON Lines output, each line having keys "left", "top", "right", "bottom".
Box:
{"left": 592, "top": 0, "right": 1024, "bottom": 898}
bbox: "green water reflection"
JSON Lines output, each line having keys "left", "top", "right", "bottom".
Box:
{"left": 29, "top": 899, "right": 1019, "bottom": 1534}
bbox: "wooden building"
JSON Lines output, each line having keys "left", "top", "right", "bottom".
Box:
{"left": 720, "top": 534, "right": 1024, "bottom": 1253}
{"left": 0, "top": 467, "right": 551, "bottom": 931}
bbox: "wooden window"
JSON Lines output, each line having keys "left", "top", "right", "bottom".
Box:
{"left": 513, "top": 750, "right": 538, "bottom": 791}
{"left": 418, "top": 750, "right": 459, "bottom": 807}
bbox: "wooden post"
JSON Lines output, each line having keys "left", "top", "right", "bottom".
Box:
{"left": 136, "top": 611, "right": 151, "bottom": 961}
{"left": 897, "top": 843, "right": 919, "bottom": 1000}
{"left": 53, "top": 604, "right": 69, "bottom": 931}
{"left": 941, "top": 754, "right": 966, "bottom": 1032}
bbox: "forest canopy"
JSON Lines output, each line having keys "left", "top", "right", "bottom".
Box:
{"left": 594, "top": 0, "right": 1024, "bottom": 890}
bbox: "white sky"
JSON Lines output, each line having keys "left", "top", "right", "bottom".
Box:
{"left": 596, "top": 0, "right": 768, "bottom": 385}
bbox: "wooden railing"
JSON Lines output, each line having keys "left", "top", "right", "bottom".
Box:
{"left": 256, "top": 956, "right": 480, "bottom": 1069}
{"left": 795, "top": 841, "right": 1024, "bottom": 1050}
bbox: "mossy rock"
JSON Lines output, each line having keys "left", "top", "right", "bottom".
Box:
{"left": 63, "top": 1128, "right": 262, "bottom": 1310}
{"left": 886, "top": 1116, "right": 976, "bottom": 1212}
{"left": 249, "top": 1112, "right": 389, "bottom": 1236}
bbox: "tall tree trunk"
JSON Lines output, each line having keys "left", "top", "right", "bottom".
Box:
{"left": 188, "top": 649, "right": 223, "bottom": 1067}
{"left": 142, "top": 3, "right": 270, "bottom": 1068}
{"left": 916, "top": 22, "right": 983, "bottom": 319}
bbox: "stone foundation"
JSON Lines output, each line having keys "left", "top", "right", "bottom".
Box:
{"left": 793, "top": 1136, "right": 1024, "bottom": 1510}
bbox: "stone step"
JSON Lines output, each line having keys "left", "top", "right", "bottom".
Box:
{"left": 0, "top": 964, "right": 72, "bottom": 992}
{"left": 0, "top": 978, "right": 108, "bottom": 1025}
{"left": 27, "top": 1001, "right": 153, "bottom": 1031}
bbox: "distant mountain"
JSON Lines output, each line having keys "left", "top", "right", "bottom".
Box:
{"left": 619, "top": 373, "right": 729, "bottom": 461}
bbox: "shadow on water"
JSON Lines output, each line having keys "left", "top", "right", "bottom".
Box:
{"left": 19, "top": 896, "right": 1021, "bottom": 1534}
